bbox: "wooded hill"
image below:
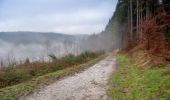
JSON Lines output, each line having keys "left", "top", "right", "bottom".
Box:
{"left": 105, "top": 0, "right": 170, "bottom": 60}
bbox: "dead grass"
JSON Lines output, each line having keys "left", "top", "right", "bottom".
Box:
{"left": 0, "top": 53, "right": 106, "bottom": 100}
{"left": 0, "top": 51, "right": 103, "bottom": 89}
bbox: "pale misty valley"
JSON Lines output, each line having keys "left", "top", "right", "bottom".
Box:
{"left": 0, "top": 31, "right": 113, "bottom": 65}
{"left": 0, "top": 0, "right": 170, "bottom": 100}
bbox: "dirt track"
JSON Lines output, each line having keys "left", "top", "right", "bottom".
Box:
{"left": 24, "top": 55, "right": 116, "bottom": 100}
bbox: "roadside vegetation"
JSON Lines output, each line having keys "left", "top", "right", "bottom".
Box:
{"left": 0, "top": 51, "right": 105, "bottom": 100}
{"left": 108, "top": 53, "right": 170, "bottom": 100}
{"left": 0, "top": 51, "right": 103, "bottom": 89}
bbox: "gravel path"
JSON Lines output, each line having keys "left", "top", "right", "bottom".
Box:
{"left": 24, "top": 55, "right": 116, "bottom": 100}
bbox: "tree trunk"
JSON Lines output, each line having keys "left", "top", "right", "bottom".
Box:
{"left": 130, "top": 0, "right": 133, "bottom": 40}
{"left": 137, "top": 0, "right": 139, "bottom": 39}
{"left": 146, "top": 0, "right": 150, "bottom": 19}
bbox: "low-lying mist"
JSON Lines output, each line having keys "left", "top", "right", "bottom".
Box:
{"left": 0, "top": 40, "right": 80, "bottom": 63}
{"left": 0, "top": 32, "right": 114, "bottom": 67}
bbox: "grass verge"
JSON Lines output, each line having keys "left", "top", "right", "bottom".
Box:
{"left": 107, "top": 54, "right": 170, "bottom": 100}
{"left": 0, "top": 54, "right": 107, "bottom": 100}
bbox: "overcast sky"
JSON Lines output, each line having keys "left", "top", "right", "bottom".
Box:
{"left": 0, "top": 0, "right": 118, "bottom": 34}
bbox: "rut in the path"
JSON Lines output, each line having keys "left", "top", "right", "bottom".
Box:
{"left": 23, "top": 55, "right": 116, "bottom": 100}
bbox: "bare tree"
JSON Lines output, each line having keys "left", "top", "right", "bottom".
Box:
{"left": 0, "top": 60, "right": 4, "bottom": 68}
{"left": 63, "top": 40, "right": 70, "bottom": 55}
{"left": 44, "top": 40, "right": 51, "bottom": 55}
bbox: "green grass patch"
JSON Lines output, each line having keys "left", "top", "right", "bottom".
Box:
{"left": 108, "top": 54, "right": 170, "bottom": 100}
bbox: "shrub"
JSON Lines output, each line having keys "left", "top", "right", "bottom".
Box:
{"left": 48, "top": 54, "right": 57, "bottom": 61}
{"left": 0, "top": 51, "right": 102, "bottom": 88}
{"left": 140, "top": 13, "right": 170, "bottom": 56}
{"left": 62, "top": 54, "right": 77, "bottom": 63}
